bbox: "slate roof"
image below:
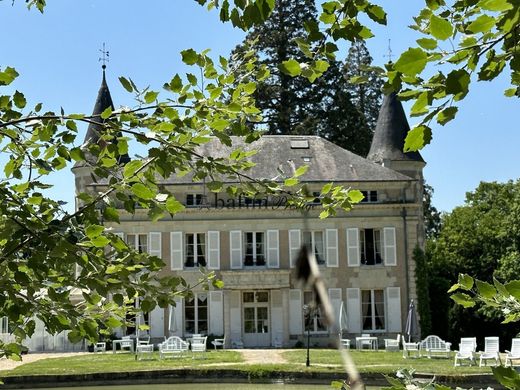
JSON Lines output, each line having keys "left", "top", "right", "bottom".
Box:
{"left": 76, "top": 69, "right": 130, "bottom": 167}
{"left": 160, "top": 135, "right": 413, "bottom": 185}
{"left": 367, "top": 92, "right": 424, "bottom": 164}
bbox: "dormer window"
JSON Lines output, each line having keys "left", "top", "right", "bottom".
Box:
{"left": 361, "top": 191, "right": 378, "bottom": 203}
{"left": 186, "top": 194, "right": 204, "bottom": 207}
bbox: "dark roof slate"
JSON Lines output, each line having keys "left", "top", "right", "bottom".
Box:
{"left": 367, "top": 92, "right": 424, "bottom": 163}
{"left": 160, "top": 135, "right": 413, "bottom": 185}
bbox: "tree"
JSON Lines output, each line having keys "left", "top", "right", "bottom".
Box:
{"left": 427, "top": 180, "right": 520, "bottom": 345}
{"left": 423, "top": 182, "right": 442, "bottom": 239}
{"left": 229, "top": 0, "right": 373, "bottom": 155}
{"left": 343, "top": 40, "right": 383, "bottom": 132}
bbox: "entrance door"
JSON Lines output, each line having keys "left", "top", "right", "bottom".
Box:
{"left": 242, "top": 291, "right": 270, "bottom": 347}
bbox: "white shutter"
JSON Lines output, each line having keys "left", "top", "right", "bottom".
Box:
{"left": 328, "top": 288, "right": 342, "bottom": 330}
{"left": 170, "top": 232, "right": 183, "bottom": 270}
{"left": 169, "top": 298, "right": 183, "bottom": 337}
{"left": 230, "top": 230, "right": 242, "bottom": 269}
{"left": 347, "top": 228, "right": 360, "bottom": 266}
{"left": 267, "top": 230, "right": 279, "bottom": 268}
{"left": 386, "top": 287, "right": 401, "bottom": 332}
{"left": 271, "top": 290, "right": 283, "bottom": 346}
{"left": 209, "top": 291, "right": 224, "bottom": 335}
{"left": 289, "top": 289, "right": 302, "bottom": 335}
{"left": 289, "top": 229, "right": 301, "bottom": 268}
{"left": 326, "top": 229, "right": 338, "bottom": 267}
{"left": 384, "top": 227, "right": 397, "bottom": 266}
{"left": 346, "top": 288, "right": 361, "bottom": 333}
{"left": 150, "top": 306, "right": 165, "bottom": 338}
{"left": 207, "top": 231, "right": 220, "bottom": 270}
{"left": 229, "top": 290, "right": 241, "bottom": 338}
{"left": 149, "top": 232, "right": 162, "bottom": 258}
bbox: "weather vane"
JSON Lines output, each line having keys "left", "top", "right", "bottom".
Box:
{"left": 99, "top": 42, "right": 109, "bottom": 70}
{"left": 384, "top": 39, "right": 393, "bottom": 63}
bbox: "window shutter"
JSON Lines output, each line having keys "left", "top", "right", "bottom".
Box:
{"left": 266, "top": 230, "right": 279, "bottom": 268}
{"left": 326, "top": 229, "right": 339, "bottom": 267}
{"left": 346, "top": 288, "right": 361, "bottom": 333}
{"left": 149, "top": 232, "right": 162, "bottom": 258}
{"left": 207, "top": 231, "right": 220, "bottom": 270}
{"left": 169, "top": 298, "right": 183, "bottom": 337}
{"left": 229, "top": 290, "right": 241, "bottom": 338}
{"left": 170, "top": 232, "right": 183, "bottom": 270}
{"left": 209, "top": 291, "right": 224, "bottom": 335}
{"left": 271, "top": 290, "right": 283, "bottom": 346}
{"left": 230, "top": 230, "right": 242, "bottom": 269}
{"left": 347, "top": 228, "right": 360, "bottom": 266}
{"left": 288, "top": 229, "right": 301, "bottom": 268}
{"left": 384, "top": 227, "right": 397, "bottom": 266}
{"left": 150, "top": 306, "right": 165, "bottom": 338}
{"left": 386, "top": 287, "right": 401, "bottom": 332}
{"left": 328, "top": 288, "right": 342, "bottom": 329}
{"left": 289, "top": 289, "right": 302, "bottom": 335}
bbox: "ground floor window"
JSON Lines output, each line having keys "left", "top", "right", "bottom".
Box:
{"left": 185, "top": 233, "right": 206, "bottom": 267}
{"left": 185, "top": 293, "right": 208, "bottom": 335}
{"left": 303, "top": 291, "right": 326, "bottom": 333}
{"left": 243, "top": 291, "right": 269, "bottom": 334}
{"left": 244, "top": 232, "right": 265, "bottom": 266}
{"left": 361, "top": 289, "right": 385, "bottom": 331}
{"left": 126, "top": 233, "right": 148, "bottom": 253}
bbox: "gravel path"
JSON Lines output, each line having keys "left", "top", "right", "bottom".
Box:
{"left": 0, "top": 352, "right": 89, "bottom": 371}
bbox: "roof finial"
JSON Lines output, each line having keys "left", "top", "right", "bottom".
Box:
{"left": 99, "top": 42, "right": 109, "bottom": 71}
{"left": 383, "top": 39, "right": 393, "bottom": 63}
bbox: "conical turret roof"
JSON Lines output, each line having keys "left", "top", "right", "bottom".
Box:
{"left": 367, "top": 92, "right": 424, "bottom": 164}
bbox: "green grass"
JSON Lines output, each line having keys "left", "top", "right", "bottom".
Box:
{"left": 2, "top": 350, "right": 242, "bottom": 377}
{"left": 282, "top": 349, "right": 496, "bottom": 375}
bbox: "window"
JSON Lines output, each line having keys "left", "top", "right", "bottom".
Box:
{"left": 360, "top": 191, "right": 378, "bottom": 203}
{"left": 127, "top": 234, "right": 148, "bottom": 253}
{"left": 360, "top": 228, "right": 382, "bottom": 265}
{"left": 303, "top": 291, "right": 326, "bottom": 332}
{"left": 244, "top": 232, "right": 265, "bottom": 266}
{"left": 185, "top": 293, "right": 208, "bottom": 335}
{"left": 185, "top": 233, "right": 206, "bottom": 267}
{"left": 303, "top": 231, "right": 325, "bottom": 264}
{"left": 362, "top": 289, "right": 385, "bottom": 331}
{"left": 186, "top": 194, "right": 204, "bottom": 207}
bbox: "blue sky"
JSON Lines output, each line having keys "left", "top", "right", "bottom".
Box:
{"left": 1, "top": 1, "right": 518, "bottom": 213}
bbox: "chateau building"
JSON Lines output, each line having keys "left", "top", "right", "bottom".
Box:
{"left": 71, "top": 69, "right": 426, "bottom": 348}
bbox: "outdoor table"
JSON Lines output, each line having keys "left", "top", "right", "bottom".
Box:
{"left": 356, "top": 336, "right": 378, "bottom": 350}
{"left": 112, "top": 338, "right": 134, "bottom": 353}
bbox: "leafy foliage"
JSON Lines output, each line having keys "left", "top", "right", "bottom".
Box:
{"left": 413, "top": 246, "right": 432, "bottom": 338}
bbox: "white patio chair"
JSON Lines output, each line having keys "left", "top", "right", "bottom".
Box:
{"left": 211, "top": 335, "right": 226, "bottom": 350}
{"left": 340, "top": 338, "right": 351, "bottom": 350}
{"left": 120, "top": 336, "right": 133, "bottom": 353}
{"left": 479, "top": 336, "right": 500, "bottom": 366}
{"left": 93, "top": 342, "right": 106, "bottom": 353}
{"left": 191, "top": 335, "right": 207, "bottom": 359}
{"left": 505, "top": 338, "right": 520, "bottom": 367}
{"left": 384, "top": 334, "right": 400, "bottom": 352}
{"left": 402, "top": 335, "right": 420, "bottom": 358}
{"left": 359, "top": 333, "right": 373, "bottom": 350}
{"left": 454, "top": 337, "right": 477, "bottom": 366}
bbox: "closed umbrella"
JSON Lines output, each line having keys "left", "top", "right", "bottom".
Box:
{"left": 405, "top": 299, "right": 419, "bottom": 342}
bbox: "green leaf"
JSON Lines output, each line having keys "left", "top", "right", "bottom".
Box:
{"left": 100, "top": 107, "right": 112, "bottom": 120}
{"left": 394, "top": 48, "right": 428, "bottom": 76}
{"left": 321, "top": 183, "right": 333, "bottom": 195}
{"left": 416, "top": 38, "right": 438, "bottom": 50}
{"left": 103, "top": 207, "right": 120, "bottom": 223}
{"left": 284, "top": 178, "right": 299, "bottom": 187}
{"left": 429, "top": 14, "right": 453, "bottom": 40}
{"left": 404, "top": 125, "right": 432, "bottom": 152}
{"left": 492, "top": 366, "right": 520, "bottom": 389}
{"left": 349, "top": 189, "right": 364, "bottom": 203}
{"left": 90, "top": 236, "right": 110, "bottom": 248}
{"left": 169, "top": 74, "right": 183, "bottom": 92}
{"left": 144, "top": 91, "right": 159, "bottom": 103}
{"left": 13, "top": 91, "right": 26, "bottom": 109}
{"left": 85, "top": 224, "right": 104, "bottom": 239}
{"left": 207, "top": 181, "right": 223, "bottom": 192}
{"left": 119, "top": 77, "right": 133, "bottom": 93}
{"left": 181, "top": 49, "right": 198, "bottom": 65}
{"left": 0, "top": 67, "right": 19, "bottom": 86}
{"left": 467, "top": 15, "right": 496, "bottom": 33}
{"left": 478, "top": 0, "right": 513, "bottom": 11}
{"left": 123, "top": 160, "right": 143, "bottom": 179}
{"left": 451, "top": 292, "right": 476, "bottom": 308}
{"left": 436, "top": 106, "right": 458, "bottom": 125}
{"left": 505, "top": 280, "right": 520, "bottom": 300}
{"left": 294, "top": 165, "right": 308, "bottom": 177}
{"left": 131, "top": 183, "right": 155, "bottom": 200}
{"left": 458, "top": 273, "right": 475, "bottom": 290}
{"left": 166, "top": 197, "right": 185, "bottom": 214}
{"left": 494, "top": 277, "right": 510, "bottom": 297}
{"left": 446, "top": 69, "right": 470, "bottom": 100}
{"left": 475, "top": 280, "right": 497, "bottom": 299}
{"left": 365, "top": 4, "right": 386, "bottom": 24}
{"left": 279, "top": 59, "right": 301, "bottom": 77}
